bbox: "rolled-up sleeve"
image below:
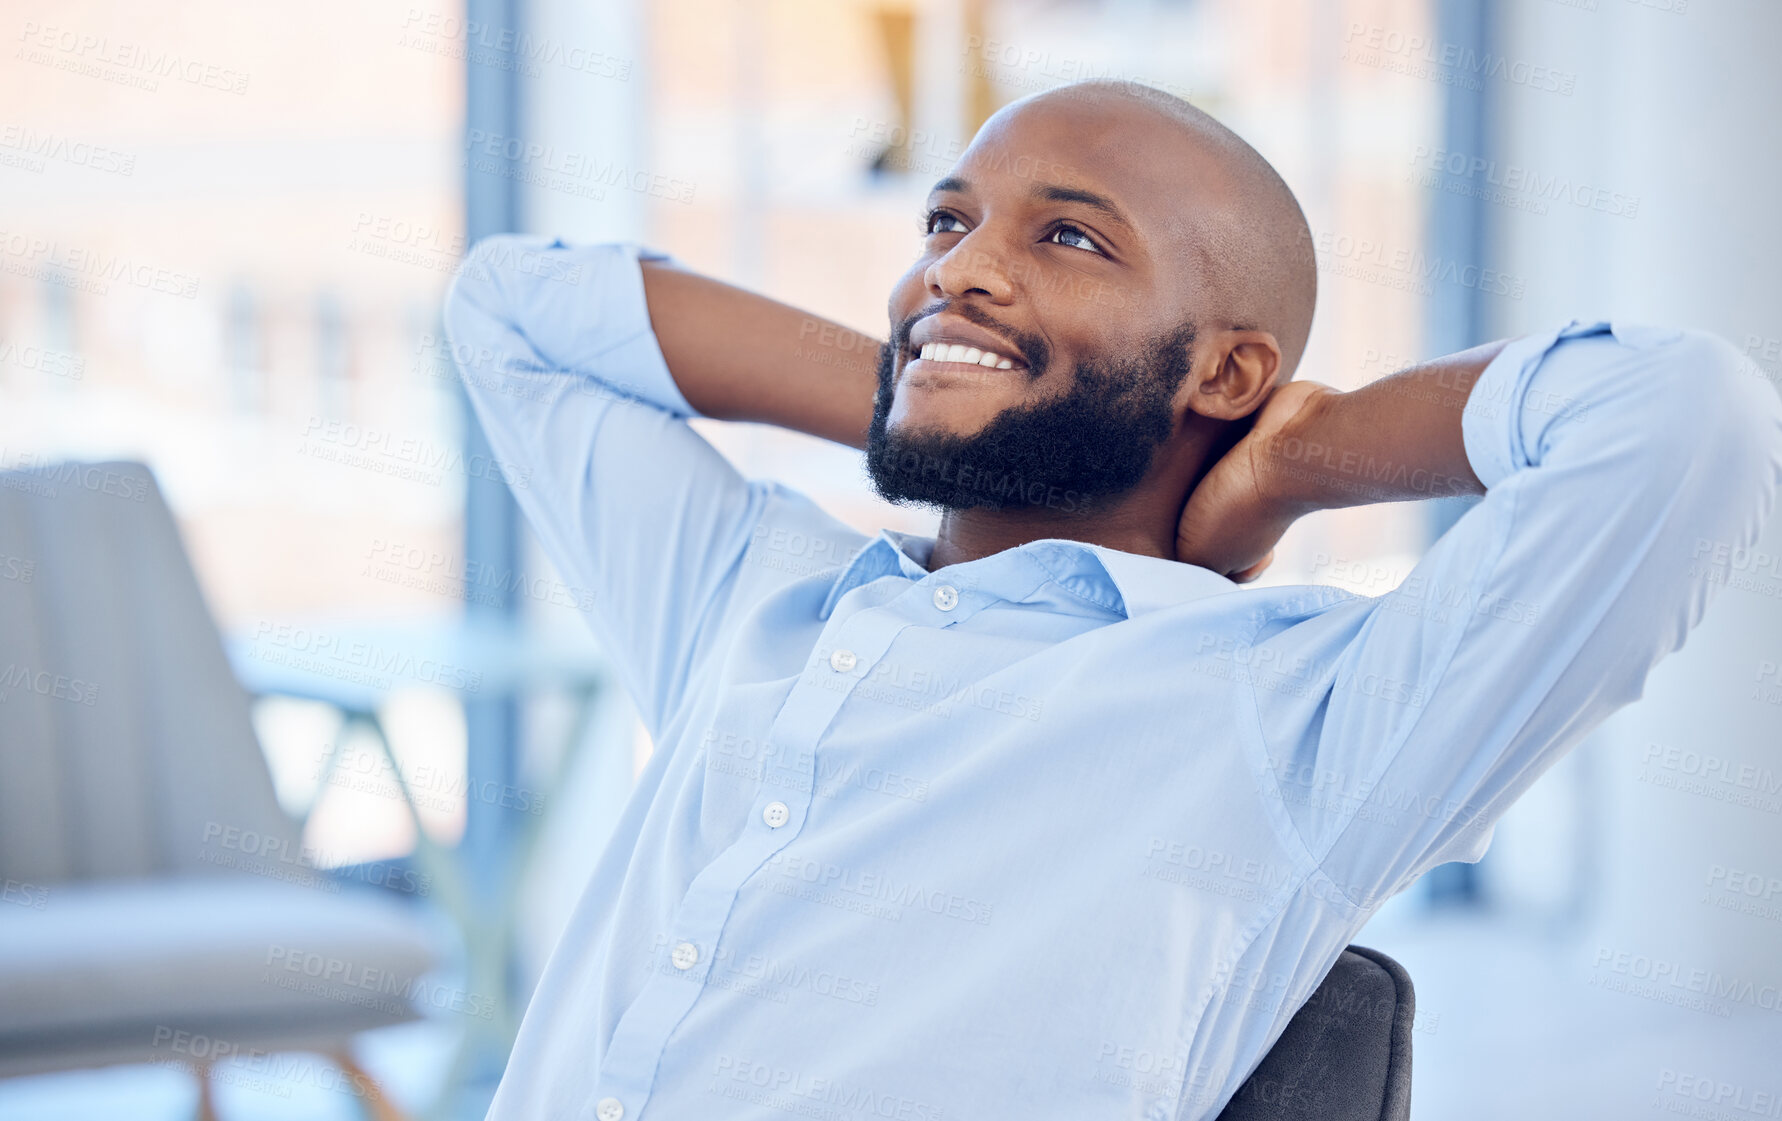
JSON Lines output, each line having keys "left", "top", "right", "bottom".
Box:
{"left": 443, "top": 236, "right": 764, "bottom": 737}
{"left": 1253, "top": 321, "right": 1782, "bottom": 906}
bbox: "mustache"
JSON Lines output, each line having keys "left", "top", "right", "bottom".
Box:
{"left": 889, "top": 301, "right": 1051, "bottom": 376}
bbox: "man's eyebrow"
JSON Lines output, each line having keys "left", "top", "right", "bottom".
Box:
{"left": 1034, "top": 183, "right": 1133, "bottom": 229}
{"left": 926, "top": 176, "right": 1135, "bottom": 231}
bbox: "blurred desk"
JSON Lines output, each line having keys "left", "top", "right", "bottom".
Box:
{"left": 228, "top": 615, "right": 611, "bottom": 711}
{"left": 226, "top": 616, "right": 614, "bottom": 1107}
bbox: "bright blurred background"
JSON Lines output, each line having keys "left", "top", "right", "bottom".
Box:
{"left": 2, "top": 0, "right": 1779, "bottom": 1117}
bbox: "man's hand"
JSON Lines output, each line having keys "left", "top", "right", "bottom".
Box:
{"left": 1175, "top": 380, "right": 1338, "bottom": 581}
{"left": 1177, "top": 340, "right": 1505, "bottom": 580}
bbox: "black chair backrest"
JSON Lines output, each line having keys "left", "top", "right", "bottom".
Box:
{"left": 1214, "top": 945, "right": 1413, "bottom": 1121}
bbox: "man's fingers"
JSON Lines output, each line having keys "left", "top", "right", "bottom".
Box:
{"left": 1231, "top": 550, "right": 1275, "bottom": 584}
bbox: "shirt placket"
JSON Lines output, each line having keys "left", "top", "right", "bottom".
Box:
{"left": 587, "top": 576, "right": 987, "bottom": 1120}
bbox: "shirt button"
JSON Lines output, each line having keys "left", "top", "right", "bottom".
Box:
{"left": 596, "top": 1098, "right": 624, "bottom": 1121}
{"left": 762, "top": 801, "right": 790, "bottom": 828}
{"left": 932, "top": 584, "right": 959, "bottom": 611}
{"left": 671, "top": 941, "right": 699, "bottom": 970}
{"left": 829, "top": 648, "right": 857, "bottom": 673}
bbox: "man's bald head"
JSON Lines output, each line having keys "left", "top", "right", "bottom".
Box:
{"left": 1007, "top": 81, "right": 1317, "bottom": 380}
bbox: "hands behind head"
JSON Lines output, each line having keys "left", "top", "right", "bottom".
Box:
{"left": 1174, "top": 380, "right": 1337, "bottom": 582}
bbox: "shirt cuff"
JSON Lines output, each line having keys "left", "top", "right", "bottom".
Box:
{"left": 481, "top": 236, "right": 700, "bottom": 419}
{"left": 579, "top": 240, "right": 701, "bottom": 419}
{"left": 1461, "top": 319, "right": 1609, "bottom": 488}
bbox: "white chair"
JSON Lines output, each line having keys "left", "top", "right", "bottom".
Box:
{"left": 0, "top": 461, "right": 440, "bottom": 1119}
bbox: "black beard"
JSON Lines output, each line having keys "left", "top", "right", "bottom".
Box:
{"left": 864, "top": 316, "right": 1195, "bottom": 516}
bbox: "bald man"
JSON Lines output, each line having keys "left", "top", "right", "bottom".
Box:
{"left": 445, "top": 82, "right": 1781, "bottom": 1121}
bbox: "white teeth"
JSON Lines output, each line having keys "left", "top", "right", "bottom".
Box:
{"left": 918, "top": 342, "right": 1019, "bottom": 369}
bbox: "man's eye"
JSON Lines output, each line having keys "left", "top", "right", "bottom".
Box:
{"left": 925, "top": 210, "right": 967, "bottom": 235}
{"left": 1048, "top": 224, "right": 1101, "bottom": 254}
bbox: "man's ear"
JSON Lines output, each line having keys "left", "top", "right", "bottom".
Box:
{"left": 1184, "top": 330, "right": 1282, "bottom": 421}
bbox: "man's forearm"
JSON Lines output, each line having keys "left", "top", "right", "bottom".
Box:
{"left": 639, "top": 260, "right": 882, "bottom": 449}
{"left": 1261, "top": 340, "right": 1511, "bottom": 514}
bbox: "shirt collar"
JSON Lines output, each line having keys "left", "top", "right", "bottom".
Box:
{"left": 820, "top": 529, "right": 1237, "bottom": 620}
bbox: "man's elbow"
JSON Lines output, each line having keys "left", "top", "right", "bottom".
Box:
{"left": 1666, "top": 329, "right": 1782, "bottom": 460}
{"left": 1655, "top": 329, "right": 1782, "bottom": 528}
{"left": 442, "top": 235, "right": 526, "bottom": 342}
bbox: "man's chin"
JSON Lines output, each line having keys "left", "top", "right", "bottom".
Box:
{"left": 885, "top": 391, "right": 1015, "bottom": 441}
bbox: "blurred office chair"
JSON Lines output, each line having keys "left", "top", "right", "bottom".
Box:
{"left": 1215, "top": 945, "right": 1414, "bottom": 1121}
{"left": 0, "top": 461, "right": 439, "bottom": 1119}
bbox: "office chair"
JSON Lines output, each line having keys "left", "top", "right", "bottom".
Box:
{"left": 1214, "top": 945, "right": 1414, "bottom": 1121}
{"left": 0, "top": 461, "right": 439, "bottom": 1119}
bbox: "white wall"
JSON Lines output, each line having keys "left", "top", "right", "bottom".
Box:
{"left": 1493, "top": 0, "right": 1782, "bottom": 984}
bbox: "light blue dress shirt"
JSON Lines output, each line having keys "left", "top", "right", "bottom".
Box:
{"left": 444, "top": 236, "right": 1782, "bottom": 1121}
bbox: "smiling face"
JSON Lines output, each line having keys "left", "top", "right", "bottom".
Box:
{"left": 865, "top": 82, "right": 1316, "bottom": 516}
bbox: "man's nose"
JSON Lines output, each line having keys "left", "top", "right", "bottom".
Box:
{"left": 925, "top": 236, "right": 1015, "bottom": 304}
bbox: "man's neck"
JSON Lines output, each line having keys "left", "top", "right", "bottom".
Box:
{"left": 928, "top": 496, "right": 1181, "bottom": 569}
{"left": 922, "top": 424, "right": 1218, "bottom": 570}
